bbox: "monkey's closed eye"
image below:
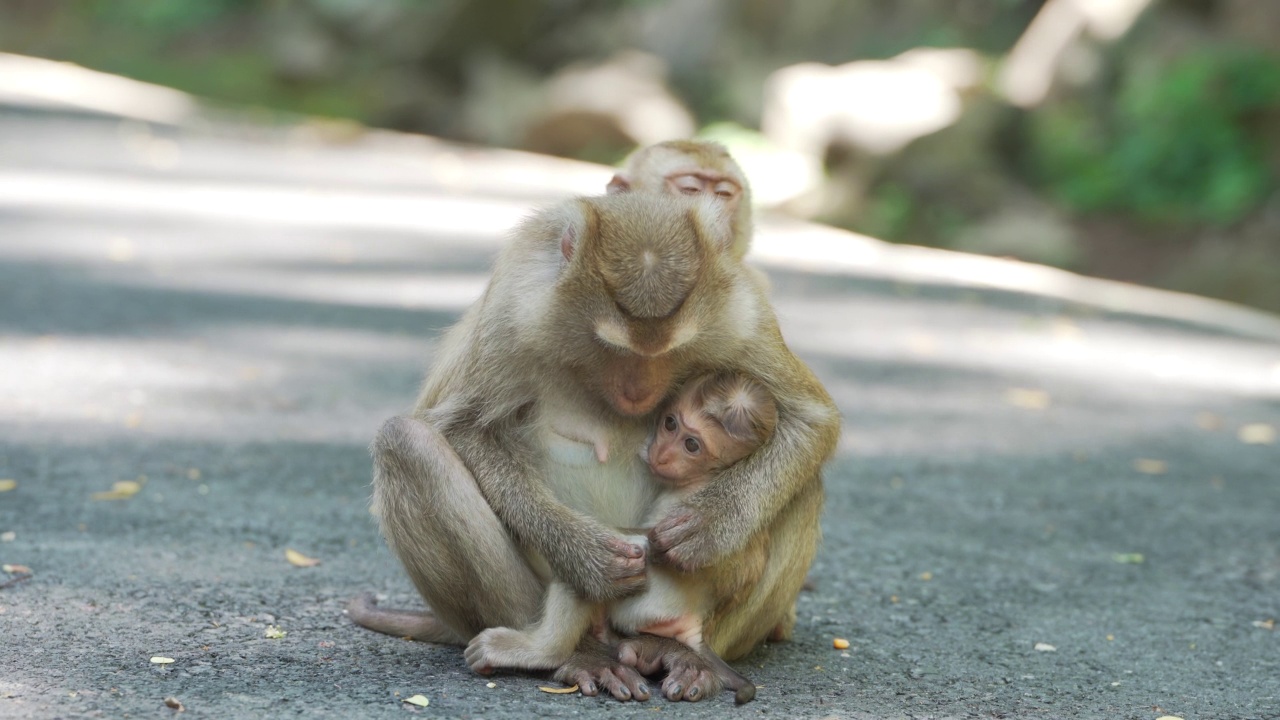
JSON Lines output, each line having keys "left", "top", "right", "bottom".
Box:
{"left": 664, "top": 415, "right": 678, "bottom": 432}
{"left": 684, "top": 437, "right": 700, "bottom": 454}
{"left": 713, "top": 181, "right": 737, "bottom": 199}
{"left": 671, "top": 175, "right": 702, "bottom": 195}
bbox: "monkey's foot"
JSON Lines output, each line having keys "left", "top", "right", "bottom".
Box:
{"left": 464, "top": 627, "right": 562, "bottom": 674}
{"left": 553, "top": 639, "right": 651, "bottom": 702}
{"left": 617, "top": 635, "right": 723, "bottom": 702}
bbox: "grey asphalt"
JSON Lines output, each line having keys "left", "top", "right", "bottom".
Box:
{"left": 1, "top": 96, "right": 1278, "bottom": 720}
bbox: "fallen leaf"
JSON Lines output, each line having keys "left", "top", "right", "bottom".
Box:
{"left": 0, "top": 479, "right": 15, "bottom": 492}
{"left": 150, "top": 657, "right": 175, "bottom": 664}
{"left": 1133, "top": 459, "right": 1167, "bottom": 475}
{"left": 3, "top": 564, "right": 32, "bottom": 574}
{"left": 486, "top": 682, "right": 496, "bottom": 689}
{"left": 538, "top": 685, "right": 580, "bottom": 694}
{"left": 402, "top": 695, "right": 429, "bottom": 707}
{"left": 1195, "top": 412, "right": 1222, "bottom": 431}
{"left": 285, "top": 548, "right": 321, "bottom": 568}
{"left": 92, "top": 480, "right": 143, "bottom": 501}
{"left": 1034, "top": 642, "right": 1056, "bottom": 652}
{"left": 164, "top": 696, "right": 184, "bottom": 711}
{"left": 1238, "top": 423, "right": 1276, "bottom": 445}
{"left": 833, "top": 638, "right": 850, "bottom": 650}
{"left": 1253, "top": 619, "right": 1275, "bottom": 630}
{"left": 1005, "top": 388, "right": 1050, "bottom": 410}
{"left": 265, "top": 626, "right": 286, "bottom": 639}
{"left": 107, "top": 236, "right": 136, "bottom": 262}
{"left": 1112, "top": 553, "right": 1145, "bottom": 564}
{"left": 0, "top": 532, "right": 14, "bottom": 542}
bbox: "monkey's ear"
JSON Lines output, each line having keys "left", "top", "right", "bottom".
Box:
{"left": 606, "top": 173, "right": 631, "bottom": 195}
{"left": 560, "top": 223, "right": 578, "bottom": 261}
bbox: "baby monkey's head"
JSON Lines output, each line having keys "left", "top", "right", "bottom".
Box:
{"left": 646, "top": 371, "right": 778, "bottom": 486}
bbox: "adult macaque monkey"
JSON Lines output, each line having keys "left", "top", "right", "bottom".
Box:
{"left": 608, "top": 140, "right": 753, "bottom": 263}
{"left": 350, "top": 162, "right": 838, "bottom": 702}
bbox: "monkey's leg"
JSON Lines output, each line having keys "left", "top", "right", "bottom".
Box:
{"left": 707, "top": 478, "right": 824, "bottom": 661}
{"left": 463, "top": 581, "right": 595, "bottom": 673}
{"left": 366, "top": 415, "right": 545, "bottom": 640}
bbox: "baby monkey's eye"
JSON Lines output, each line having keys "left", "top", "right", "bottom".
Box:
{"left": 684, "top": 437, "right": 700, "bottom": 454}
{"left": 664, "top": 415, "right": 678, "bottom": 432}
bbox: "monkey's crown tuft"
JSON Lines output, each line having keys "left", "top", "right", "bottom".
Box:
{"left": 589, "top": 194, "right": 703, "bottom": 319}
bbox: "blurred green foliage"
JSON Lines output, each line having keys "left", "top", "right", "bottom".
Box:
{"left": 1030, "top": 49, "right": 1280, "bottom": 227}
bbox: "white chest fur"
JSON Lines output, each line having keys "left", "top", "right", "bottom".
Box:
{"left": 538, "top": 389, "right": 657, "bottom": 529}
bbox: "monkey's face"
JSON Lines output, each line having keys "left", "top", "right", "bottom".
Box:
{"left": 550, "top": 194, "right": 740, "bottom": 417}
{"left": 608, "top": 142, "right": 748, "bottom": 223}
{"left": 647, "top": 392, "right": 761, "bottom": 485}
{"left": 646, "top": 398, "right": 721, "bottom": 485}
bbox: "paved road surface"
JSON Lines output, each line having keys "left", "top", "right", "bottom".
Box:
{"left": 1, "top": 81, "right": 1278, "bottom": 719}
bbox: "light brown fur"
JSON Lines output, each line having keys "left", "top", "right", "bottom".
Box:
{"left": 350, "top": 151, "right": 839, "bottom": 703}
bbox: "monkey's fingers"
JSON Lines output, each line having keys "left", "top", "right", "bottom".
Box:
{"left": 553, "top": 652, "right": 650, "bottom": 702}
{"left": 604, "top": 536, "right": 648, "bottom": 588}
{"left": 648, "top": 511, "right": 706, "bottom": 572}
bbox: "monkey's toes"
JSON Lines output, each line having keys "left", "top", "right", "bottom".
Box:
{"left": 661, "top": 664, "right": 717, "bottom": 702}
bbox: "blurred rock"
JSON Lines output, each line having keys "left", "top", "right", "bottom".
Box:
{"left": 763, "top": 48, "right": 982, "bottom": 160}
{"left": 1162, "top": 234, "right": 1280, "bottom": 314}
{"left": 266, "top": 6, "right": 339, "bottom": 83}
{"left": 952, "top": 199, "right": 1082, "bottom": 269}
{"left": 523, "top": 51, "right": 696, "bottom": 161}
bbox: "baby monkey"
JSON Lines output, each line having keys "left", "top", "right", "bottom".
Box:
{"left": 466, "top": 371, "right": 778, "bottom": 704}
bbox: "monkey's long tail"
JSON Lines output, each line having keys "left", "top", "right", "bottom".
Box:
{"left": 702, "top": 649, "right": 757, "bottom": 704}
{"left": 346, "top": 592, "right": 464, "bottom": 644}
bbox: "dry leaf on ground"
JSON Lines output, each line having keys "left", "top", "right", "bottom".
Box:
{"left": 164, "top": 696, "right": 184, "bottom": 711}
{"left": 538, "top": 685, "right": 580, "bottom": 694}
{"left": 1195, "top": 412, "right": 1222, "bottom": 431}
{"left": 402, "top": 695, "right": 429, "bottom": 707}
{"left": 0, "top": 479, "right": 16, "bottom": 492}
{"left": 150, "top": 657, "right": 175, "bottom": 664}
{"left": 1238, "top": 423, "right": 1276, "bottom": 445}
{"left": 92, "top": 480, "right": 143, "bottom": 501}
{"left": 1133, "top": 459, "right": 1168, "bottom": 475}
{"left": 265, "top": 626, "right": 286, "bottom": 639}
{"left": 1005, "top": 388, "right": 1050, "bottom": 410}
{"left": 1034, "top": 642, "right": 1056, "bottom": 652}
{"left": 3, "top": 564, "right": 32, "bottom": 574}
{"left": 285, "top": 548, "right": 321, "bottom": 567}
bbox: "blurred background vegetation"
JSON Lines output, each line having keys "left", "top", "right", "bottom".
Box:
{"left": 2, "top": 0, "right": 1278, "bottom": 312}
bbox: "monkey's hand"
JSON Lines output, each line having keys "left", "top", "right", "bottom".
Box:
{"left": 648, "top": 504, "right": 716, "bottom": 573}
{"left": 554, "top": 529, "right": 647, "bottom": 603}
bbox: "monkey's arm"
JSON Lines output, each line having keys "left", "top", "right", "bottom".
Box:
{"left": 447, "top": 417, "right": 648, "bottom": 603}
{"left": 650, "top": 329, "right": 840, "bottom": 572}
